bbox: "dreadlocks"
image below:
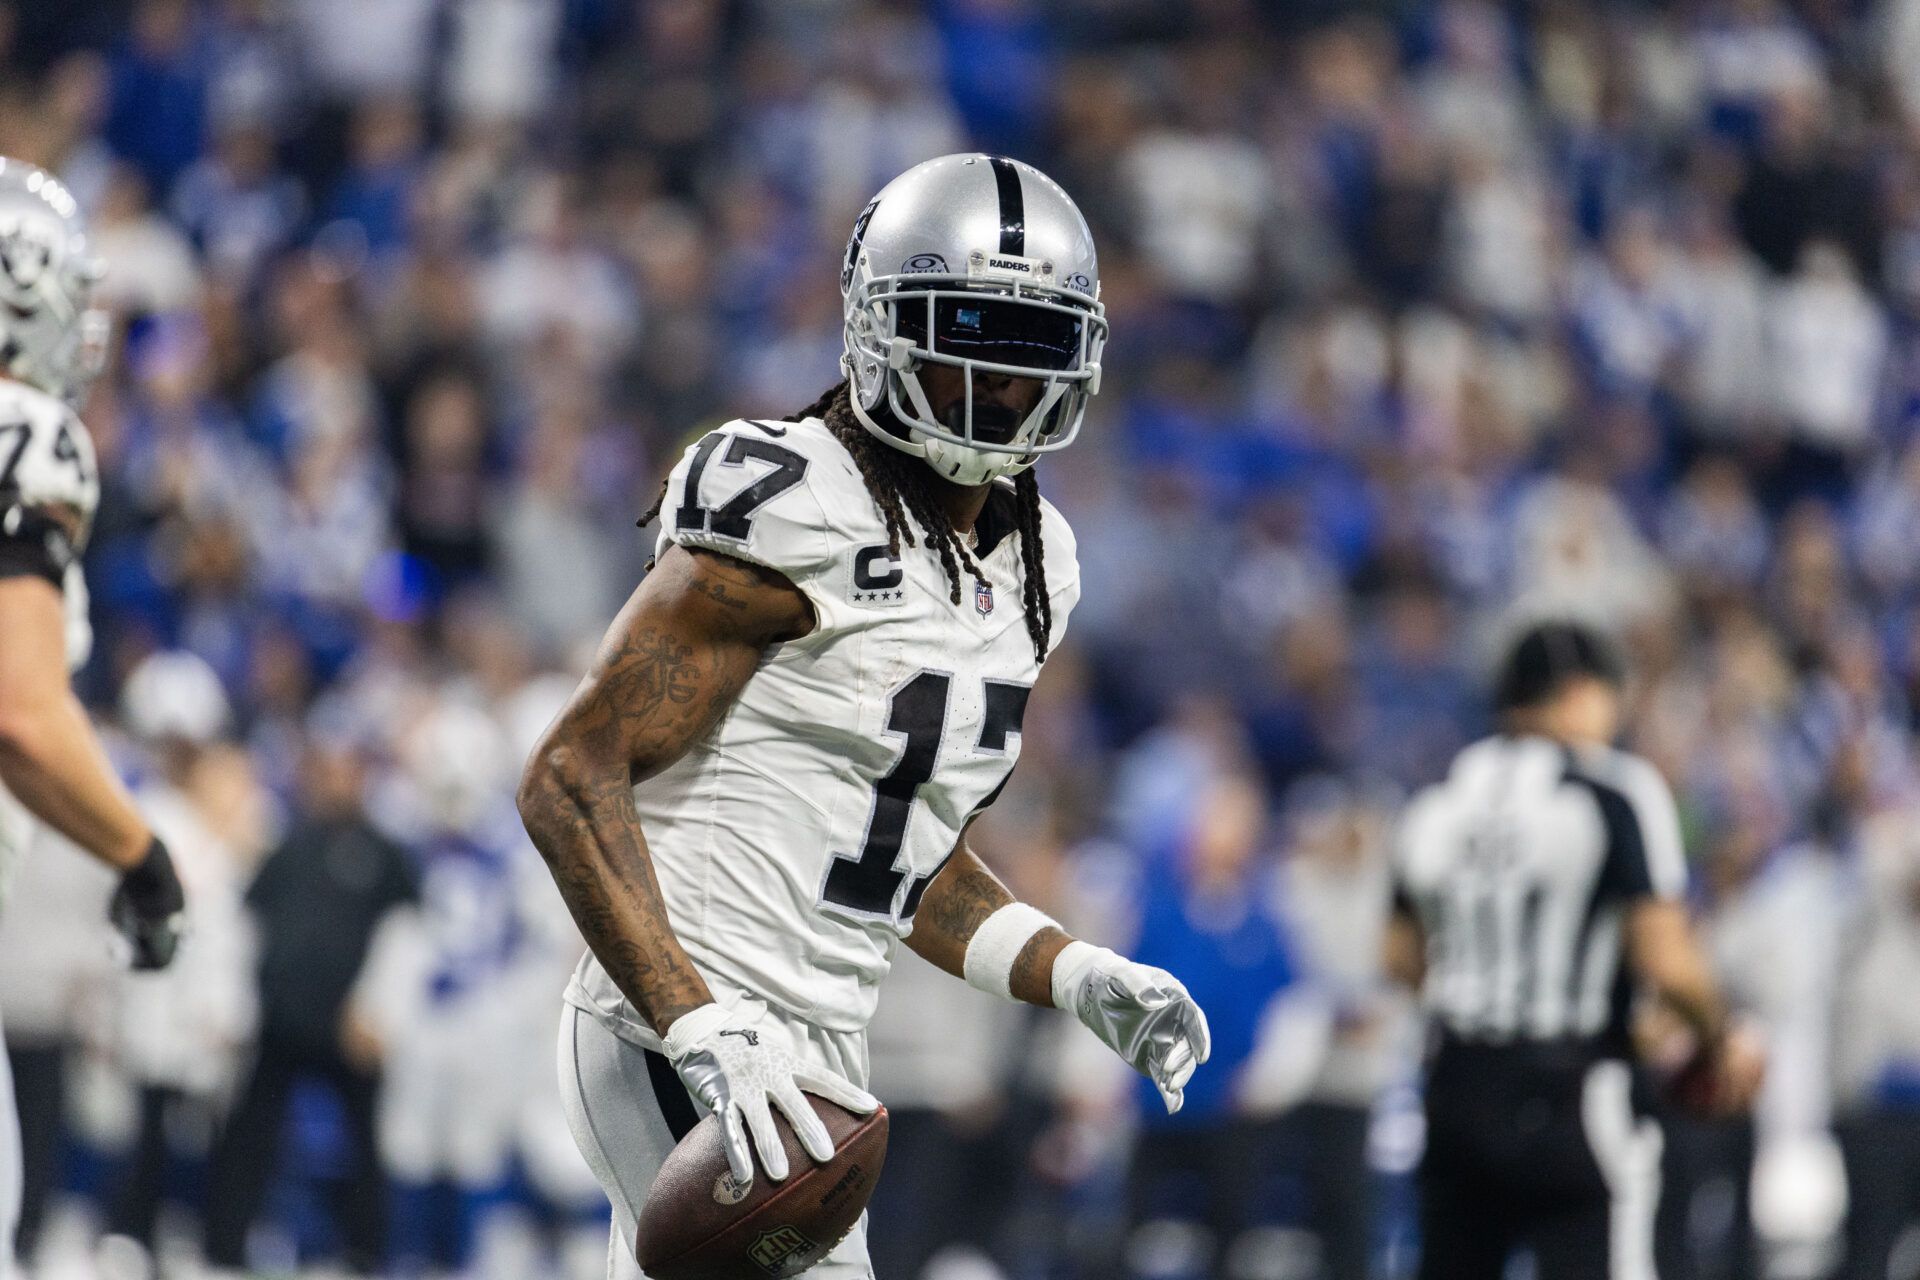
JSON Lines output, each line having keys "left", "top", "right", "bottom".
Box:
{"left": 639, "top": 380, "right": 1053, "bottom": 664}
{"left": 793, "top": 380, "right": 1053, "bottom": 665}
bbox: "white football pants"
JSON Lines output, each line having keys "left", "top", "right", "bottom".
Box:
{"left": 556, "top": 1001, "right": 874, "bottom": 1280}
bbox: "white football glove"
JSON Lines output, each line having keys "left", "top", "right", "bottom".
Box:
{"left": 1053, "top": 943, "right": 1211, "bottom": 1113}
{"left": 662, "top": 1003, "right": 880, "bottom": 1186}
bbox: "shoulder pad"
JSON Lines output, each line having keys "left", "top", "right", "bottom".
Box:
{"left": 656, "top": 418, "right": 848, "bottom": 591}
{"left": 0, "top": 383, "right": 97, "bottom": 549}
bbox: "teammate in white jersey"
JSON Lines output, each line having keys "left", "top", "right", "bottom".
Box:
{"left": 519, "top": 154, "right": 1211, "bottom": 1277}
{"left": 0, "top": 159, "right": 186, "bottom": 1274}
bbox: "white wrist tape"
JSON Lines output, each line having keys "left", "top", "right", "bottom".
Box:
{"left": 660, "top": 1003, "right": 729, "bottom": 1059}
{"left": 962, "top": 903, "right": 1058, "bottom": 1000}
{"left": 1049, "top": 939, "right": 1117, "bottom": 1012}
{"left": 656, "top": 1005, "right": 721, "bottom": 1059}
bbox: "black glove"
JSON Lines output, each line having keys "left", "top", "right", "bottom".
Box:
{"left": 109, "top": 836, "right": 186, "bottom": 970}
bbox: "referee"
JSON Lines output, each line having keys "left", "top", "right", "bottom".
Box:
{"left": 1386, "top": 621, "right": 1763, "bottom": 1280}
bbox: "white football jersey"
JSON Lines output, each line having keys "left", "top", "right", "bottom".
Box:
{"left": 0, "top": 379, "right": 99, "bottom": 918}
{"left": 566, "top": 415, "right": 1080, "bottom": 1039}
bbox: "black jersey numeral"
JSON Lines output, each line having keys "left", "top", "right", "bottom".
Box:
{"left": 820, "top": 670, "right": 1032, "bottom": 923}
{"left": 0, "top": 420, "right": 88, "bottom": 495}
{"left": 976, "top": 680, "right": 1031, "bottom": 753}
{"left": 674, "top": 432, "right": 808, "bottom": 542}
{"left": 0, "top": 420, "right": 30, "bottom": 493}
{"left": 822, "top": 670, "right": 950, "bottom": 917}
{"left": 672, "top": 432, "right": 725, "bottom": 532}
{"left": 51, "top": 421, "right": 88, "bottom": 486}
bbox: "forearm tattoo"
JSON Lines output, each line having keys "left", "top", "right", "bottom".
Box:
{"left": 521, "top": 548, "right": 800, "bottom": 1033}
{"left": 689, "top": 551, "right": 813, "bottom": 641}
{"left": 917, "top": 858, "right": 1013, "bottom": 949}
{"left": 1010, "top": 927, "right": 1071, "bottom": 1006}
{"left": 911, "top": 851, "right": 1072, "bottom": 1006}
{"left": 691, "top": 577, "right": 751, "bottom": 612}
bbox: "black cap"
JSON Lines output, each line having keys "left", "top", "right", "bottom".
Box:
{"left": 1493, "top": 620, "right": 1626, "bottom": 711}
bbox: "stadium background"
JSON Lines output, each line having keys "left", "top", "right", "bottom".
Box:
{"left": 2, "top": 0, "right": 1919, "bottom": 1278}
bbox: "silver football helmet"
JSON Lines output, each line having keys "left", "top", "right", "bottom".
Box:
{"left": 841, "top": 154, "right": 1106, "bottom": 485}
{"left": 0, "top": 158, "right": 108, "bottom": 405}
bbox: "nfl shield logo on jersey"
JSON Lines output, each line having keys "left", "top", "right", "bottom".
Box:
{"left": 974, "top": 577, "right": 994, "bottom": 617}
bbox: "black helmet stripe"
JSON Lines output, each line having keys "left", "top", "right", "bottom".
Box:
{"left": 842, "top": 195, "right": 880, "bottom": 292}
{"left": 988, "top": 156, "right": 1025, "bottom": 255}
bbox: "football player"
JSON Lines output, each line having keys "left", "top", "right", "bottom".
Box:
{"left": 519, "top": 154, "right": 1211, "bottom": 1278}
{"left": 0, "top": 159, "right": 186, "bottom": 1272}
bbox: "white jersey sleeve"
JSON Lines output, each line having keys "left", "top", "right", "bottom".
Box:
{"left": 654, "top": 419, "right": 836, "bottom": 616}
{"left": 0, "top": 382, "right": 98, "bottom": 544}
{"left": 0, "top": 380, "right": 96, "bottom": 669}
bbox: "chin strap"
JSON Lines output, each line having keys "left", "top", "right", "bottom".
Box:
{"left": 847, "top": 389, "right": 926, "bottom": 456}
{"left": 923, "top": 434, "right": 1028, "bottom": 485}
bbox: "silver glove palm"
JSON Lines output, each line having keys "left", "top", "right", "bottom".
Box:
{"left": 1054, "top": 945, "right": 1211, "bottom": 1113}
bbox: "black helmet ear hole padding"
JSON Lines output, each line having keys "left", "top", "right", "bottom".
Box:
{"left": 856, "top": 390, "right": 917, "bottom": 447}
{"left": 1494, "top": 621, "right": 1627, "bottom": 711}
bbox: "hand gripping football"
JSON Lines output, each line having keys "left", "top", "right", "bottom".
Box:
{"left": 637, "top": 1095, "right": 888, "bottom": 1280}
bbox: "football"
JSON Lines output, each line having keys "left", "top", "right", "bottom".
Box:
{"left": 635, "top": 1097, "right": 889, "bottom": 1280}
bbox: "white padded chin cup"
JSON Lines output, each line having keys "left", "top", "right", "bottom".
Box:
{"left": 923, "top": 433, "right": 1021, "bottom": 485}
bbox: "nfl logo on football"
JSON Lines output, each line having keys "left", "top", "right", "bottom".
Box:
{"left": 974, "top": 577, "right": 993, "bottom": 617}
{"left": 748, "top": 1225, "right": 814, "bottom": 1274}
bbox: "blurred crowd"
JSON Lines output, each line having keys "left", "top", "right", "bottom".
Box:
{"left": 3, "top": 0, "right": 1920, "bottom": 1278}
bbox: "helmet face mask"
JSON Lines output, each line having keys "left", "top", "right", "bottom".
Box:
{"left": 840, "top": 156, "right": 1106, "bottom": 486}
{"left": 0, "top": 159, "right": 110, "bottom": 406}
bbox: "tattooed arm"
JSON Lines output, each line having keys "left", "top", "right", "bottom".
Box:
{"left": 516, "top": 543, "right": 814, "bottom": 1034}
{"left": 905, "top": 840, "right": 1072, "bottom": 1006}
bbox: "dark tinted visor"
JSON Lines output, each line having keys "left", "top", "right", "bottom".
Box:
{"left": 896, "top": 295, "right": 1083, "bottom": 372}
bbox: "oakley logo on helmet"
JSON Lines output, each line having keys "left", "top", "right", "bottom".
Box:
{"left": 901, "top": 253, "right": 948, "bottom": 273}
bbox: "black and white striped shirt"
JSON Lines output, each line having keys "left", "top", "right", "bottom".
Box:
{"left": 1393, "top": 735, "right": 1687, "bottom": 1050}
